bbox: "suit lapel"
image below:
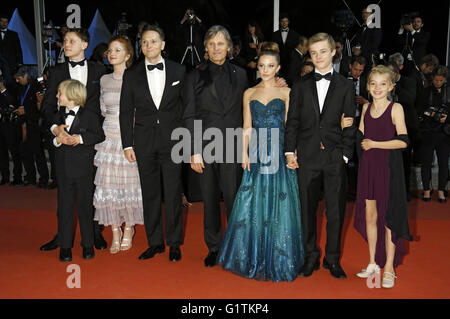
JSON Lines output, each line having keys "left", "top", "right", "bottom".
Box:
{"left": 309, "top": 76, "right": 320, "bottom": 120}
{"left": 159, "top": 60, "right": 173, "bottom": 110}
{"left": 321, "top": 73, "right": 337, "bottom": 116}
{"left": 200, "top": 65, "right": 221, "bottom": 109}
{"left": 69, "top": 108, "right": 82, "bottom": 134}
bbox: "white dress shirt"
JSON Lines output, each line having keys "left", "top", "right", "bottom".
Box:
{"left": 281, "top": 28, "right": 289, "bottom": 44}
{"left": 0, "top": 29, "right": 7, "bottom": 40}
{"left": 68, "top": 60, "right": 88, "bottom": 86}
{"left": 145, "top": 57, "right": 166, "bottom": 109}
{"left": 316, "top": 67, "right": 333, "bottom": 113}
{"left": 53, "top": 106, "right": 83, "bottom": 147}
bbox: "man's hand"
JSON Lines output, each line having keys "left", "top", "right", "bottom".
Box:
{"left": 249, "top": 43, "right": 257, "bottom": 49}
{"left": 190, "top": 154, "right": 205, "bottom": 174}
{"left": 440, "top": 114, "right": 448, "bottom": 124}
{"left": 36, "top": 92, "right": 44, "bottom": 109}
{"left": 124, "top": 148, "right": 137, "bottom": 163}
{"left": 404, "top": 24, "right": 414, "bottom": 32}
{"left": 13, "top": 106, "right": 25, "bottom": 116}
{"left": 355, "top": 95, "right": 368, "bottom": 105}
{"left": 286, "top": 153, "right": 299, "bottom": 170}
{"left": 275, "top": 77, "right": 288, "bottom": 87}
{"left": 248, "top": 61, "right": 257, "bottom": 69}
{"left": 0, "top": 81, "right": 6, "bottom": 91}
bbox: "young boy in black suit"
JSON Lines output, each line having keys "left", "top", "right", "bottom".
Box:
{"left": 53, "top": 79, "right": 105, "bottom": 262}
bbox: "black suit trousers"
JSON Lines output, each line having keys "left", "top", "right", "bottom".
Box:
{"left": 0, "top": 122, "right": 22, "bottom": 180}
{"left": 21, "top": 124, "right": 49, "bottom": 182}
{"left": 298, "top": 149, "right": 348, "bottom": 264}
{"left": 56, "top": 167, "right": 95, "bottom": 249}
{"left": 136, "top": 138, "right": 183, "bottom": 248}
{"left": 198, "top": 161, "right": 242, "bottom": 252}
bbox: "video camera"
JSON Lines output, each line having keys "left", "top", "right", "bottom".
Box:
{"left": 400, "top": 12, "right": 419, "bottom": 27}
{"left": 37, "top": 76, "right": 47, "bottom": 95}
{"left": 117, "top": 12, "right": 133, "bottom": 36}
{"left": 423, "top": 105, "right": 448, "bottom": 123}
{"left": 0, "top": 105, "right": 19, "bottom": 122}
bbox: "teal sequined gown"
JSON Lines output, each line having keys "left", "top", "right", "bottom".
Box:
{"left": 217, "top": 98, "right": 304, "bottom": 282}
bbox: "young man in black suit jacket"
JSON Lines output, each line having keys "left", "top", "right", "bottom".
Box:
{"left": 0, "top": 14, "right": 23, "bottom": 75}
{"left": 53, "top": 79, "right": 105, "bottom": 261}
{"left": 285, "top": 33, "right": 356, "bottom": 279}
{"left": 120, "top": 25, "right": 186, "bottom": 262}
{"left": 40, "top": 28, "right": 108, "bottom": 252}
{"left": 183, "top": 25, "right": 248, "bottom": 267}
{"left": 272, "top": 14, "right": 300, "bottom": 78}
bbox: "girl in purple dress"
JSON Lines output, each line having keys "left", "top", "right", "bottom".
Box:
{"left": 354, "top": 65, "right": 412, "bottom": 288}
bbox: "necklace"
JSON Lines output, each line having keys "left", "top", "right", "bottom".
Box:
{"left": 373, "top": 101, "right": 389, "bottom": 114}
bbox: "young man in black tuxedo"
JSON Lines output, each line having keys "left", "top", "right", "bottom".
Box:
{"left": 40, "top": 28, "right": 108, "bottom": 252}
{"left": 285, "top": 33, "right": 356, "bottom": 279}
{"left": 52, "top": 80, "right": 105, "bottom": 262}
{"left": 272, "top": 14, "right": 300, "bottom": 78}
{"left": 183, "top": 25, "right": 248, "bottom": 267}
{"left": 120, "top": 25, "right": 186, "bottom": 262}
{"left": 0, "top": 13, "right": 22, "bottom": 75}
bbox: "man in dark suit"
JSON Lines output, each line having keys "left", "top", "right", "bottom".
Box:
{"left": 387, "top": 61, "right": 418, "bottom": 200}
{"left": 332, "top": 37, "right": 351, "bottom": 77}
{"left": 353, "top": 7, "right": 382, "bottom": 65}
{"left": 120, "top": 25, "right": 186, "bottom": 262}
{"left": 183, "top": 25, "right": 248, "bottom": 267}
{"left": 40, "top": 28, "right": 108, "bottom": 252}
{"left": 0, "top": 13, "right": 22, "bottom": 75}
{"left": 272, "top": 14, "right": 300, "bottom": 77}
{"left": 285, "top": 33, "right": 356, "bottom": 279}
{"left": 13, "top": 66, "right": 49, "bottom": 188}
{"left": 396, "top": 15, "right": 430, "bottom": 74}
{"left": 287, "top": 35, "right": 308, "bottom": 86}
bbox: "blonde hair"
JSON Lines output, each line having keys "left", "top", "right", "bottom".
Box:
{"left": 308, "top": 32, "right": 336, "bottom": 51}
{"left": 367, "top": 65, "right": 395, "bottom": 86}
{"left": 58, "top": 79, "right": 87, "bottom": 107}
{"left": 259, "top": 41, "right": 280, "bottom": 53}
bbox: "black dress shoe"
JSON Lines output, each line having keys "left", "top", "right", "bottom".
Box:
{"left": 138, "top": 245, "right": 165, "bottom": 260}
{"left": 298, "top": 259, "right": 320, "bottom": 277}
{"left": 438, "top": 198, "right": 447, "bottom": 203}
{"left": 0, "top": 178, "right": 9, "bottom": 185}
{"left": 59, "top": 248, "right": 72, "bottom": 262}
{"left": 46, "top": 181, "right": 57, "bottom": 189}
{"left": 40, "top": 235, "right": 59, "bottom": 251}
{"left": 94, "top": 233, "right": 107, "bottom": 250}
{"left": 11, "top": 179, "right": 24, "bottom": 186}
{"left": 37, "top": 180, "right": 49, "bottom": 189}
{"left": 323, "top": 259, "right": 347, "bottom": 279}
{"left": 83, "top": 247, "right": 95, "bottom": 259}
{"left": 169, "top": 246, "right": 182, "bottom": 262}
{"left": 23, "top": 179, "right": 36, "bottom": 186}
{"left": 204, "top": 251, "right": 218, "bottom": 267}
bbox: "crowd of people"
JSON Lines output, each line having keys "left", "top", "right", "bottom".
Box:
{"left": 0, "top": 7, "right": 449, "bottom": 288}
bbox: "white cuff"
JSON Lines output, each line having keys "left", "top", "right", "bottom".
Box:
{"left": 0, "top": 89, "right": 6, "bottom": 94}
{"left": 343, "top": 156, "right": 348, "bottom": 164}
{"left": 285, "top": 152, "right": 295, "bottom": 155}
{"left": 53, "top": 137, "right": 61, "bottom": 147}
{"left": 79, "top": 135, "right": 83, "bottom": 144}
{"left": 50, "top": 124, "right": 58, "bottom": 136}
{"left": 124, "top": 147, "right": 133, "bottom": 151}
{"left": 398, "top": 27, "right": 404, "bottom": 35}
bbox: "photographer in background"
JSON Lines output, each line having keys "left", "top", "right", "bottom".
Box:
{"left": 178, "top": 7, "right": 205, "bottom": 68}
{"left": 14, "top": 66, "right": 49, "bottom": 188}
{"left": 417, "top": 65, "right": 450, "bottom": 203}
{"left": 396, "top": 13, "right": 430, "bottom": 75}
{"left": 387, "top": 61, "right": 418, "bottom": 200}
{"left": 0, "top": 70, "right": 23, "bottom": 186}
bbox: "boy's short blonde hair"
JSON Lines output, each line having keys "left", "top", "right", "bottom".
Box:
{"left": 58, "top": 79, "right": 87, "bottom": 107}
{"left": 308, "top": 32, "right": 336, "bottom": 51}
{"left": 367, "top": 65, "right": 395, "bottom": 86}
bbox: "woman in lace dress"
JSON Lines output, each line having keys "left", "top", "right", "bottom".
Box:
{"left": 94, "top": 36, "right": 144, "bottom": 254}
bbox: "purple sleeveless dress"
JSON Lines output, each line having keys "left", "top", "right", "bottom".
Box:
{"left": 355, "top": 101, "right": 405, "bottom": 267}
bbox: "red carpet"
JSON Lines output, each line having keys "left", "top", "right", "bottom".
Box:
{"left": 0, "top": 185, "right": 449, "bottom": 299}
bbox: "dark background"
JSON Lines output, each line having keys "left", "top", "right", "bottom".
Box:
{"left": 2, "top": 0, "right": 449, "bottom": 64}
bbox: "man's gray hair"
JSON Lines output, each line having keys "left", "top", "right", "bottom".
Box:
{"left": 388, "top": 52, "right": 404, "bottom": 67}
{"left": 204, "top": 25, "right": 233, "bottom": 49}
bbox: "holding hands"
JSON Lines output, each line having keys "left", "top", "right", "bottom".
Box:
{"left": 286, "top": 153, "right": 299, "bottom": 170}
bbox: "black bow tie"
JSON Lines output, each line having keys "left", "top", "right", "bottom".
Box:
{"left": 69, "top": 59, "right": 86, "bottom": 68}
{"left": 281, "top": 29, "right": 288, "bottom": 32}
{"left": 147, "top": 63, "right": 164, "bottom": 71}
{"left": 315, "top": 72, "right": 333, "bottom": 81}
{"left": 64, "top": 110, "right": 76, "bottom": 119}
